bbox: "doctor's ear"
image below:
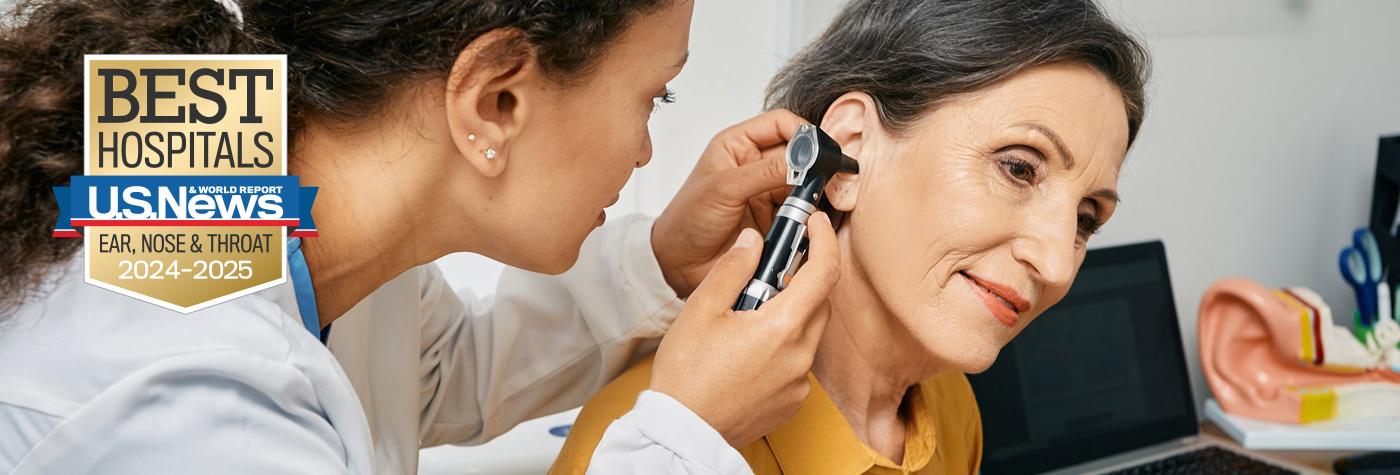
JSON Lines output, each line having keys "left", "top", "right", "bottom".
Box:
{"left": 444, "top": 29, "right": 537, "bottom": 177}
{"left": 819, "top": 92, "right": 879, "bottom": 212}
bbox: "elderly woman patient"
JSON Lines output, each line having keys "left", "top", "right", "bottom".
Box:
{"left": 553, "top": 0, "right": 1149, "bottom": 473}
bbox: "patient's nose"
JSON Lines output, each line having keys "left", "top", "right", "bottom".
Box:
{"left": 1012, "top": 208, "right": 1078, "bottom": 289}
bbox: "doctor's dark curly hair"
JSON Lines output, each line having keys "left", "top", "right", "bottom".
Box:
{"left": 0, "top": 0, "right": 670, "bottom": 316}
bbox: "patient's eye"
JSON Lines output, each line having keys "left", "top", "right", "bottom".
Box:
{"left": 1077, "top": 212, "right": 1103, "bottom": 238}
{"left": 1003, "top": 160, "right": 1034, "bottom": 182}
{"left": 996, "top": 146, "right": 1044, "bottom": 185}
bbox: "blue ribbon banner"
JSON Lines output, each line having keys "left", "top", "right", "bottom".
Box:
{"left": 53, "top": 175, "right": 317, "bottom": 238}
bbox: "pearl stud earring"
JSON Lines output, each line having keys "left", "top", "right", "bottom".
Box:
{"left": 467, "top": 133, "right": 477, "bottom": 142}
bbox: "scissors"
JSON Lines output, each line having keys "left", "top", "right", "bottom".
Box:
{"left": 1339, "top": 228, "right": 1386, "bottom": 328}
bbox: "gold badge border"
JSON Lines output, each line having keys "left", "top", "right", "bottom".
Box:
{"left": 81, "top": 54, "right": 290, "bottom": 314}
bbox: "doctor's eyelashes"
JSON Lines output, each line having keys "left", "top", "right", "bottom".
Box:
{"left": 653, "top": 87, "right": 677, "bottom": 111}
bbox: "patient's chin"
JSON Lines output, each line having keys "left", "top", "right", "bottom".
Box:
{"left": 958, "top": 346, "right": 1003, "bottom": 374}
{"left": 896, "top": 311, "right": 1012, "bottom": 376}
{"left": 922, "top": 334, "right": 1004, "bottom": 375}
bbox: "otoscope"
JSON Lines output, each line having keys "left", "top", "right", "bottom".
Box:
{"left": 733, "top": 124, "right": 859, "bottom": 311}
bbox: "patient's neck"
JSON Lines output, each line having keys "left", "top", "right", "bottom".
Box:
{"left": 812, "top": 255, "right": 941, "bottom": 465}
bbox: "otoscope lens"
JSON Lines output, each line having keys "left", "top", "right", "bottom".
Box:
{"left": 788, "top": 132, "right": 816, "bottom": 169}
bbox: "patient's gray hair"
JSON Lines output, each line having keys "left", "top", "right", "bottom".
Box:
{"left": 767, "top": 0, "right": 1150, "bottom": 147}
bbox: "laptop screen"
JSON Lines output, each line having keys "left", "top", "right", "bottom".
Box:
{"left": 967, "top": 241, "right": 1199, "bottom": 475}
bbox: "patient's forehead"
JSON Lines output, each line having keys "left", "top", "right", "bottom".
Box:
{"left": 906, "top": 62, "right": 1131, "bottom": 169}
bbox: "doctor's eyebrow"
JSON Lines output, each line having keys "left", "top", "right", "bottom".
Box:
{"left": 673, "top": 51, "right": 689, "bottom": 70}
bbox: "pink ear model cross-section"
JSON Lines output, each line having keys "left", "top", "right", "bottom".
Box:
{"left": 1199, "top": 278, "right": 1400, "bottom": 424}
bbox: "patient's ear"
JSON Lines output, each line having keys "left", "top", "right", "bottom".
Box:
{"left": 819, "top": 92, "right": 878, "bottom": 212}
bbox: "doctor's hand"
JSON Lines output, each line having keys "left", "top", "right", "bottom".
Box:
{"left": 649, "top": 213, "right": 839, "bottom": 447}
{"left": 652, "top": 109, "right": 808, "bottom": 299}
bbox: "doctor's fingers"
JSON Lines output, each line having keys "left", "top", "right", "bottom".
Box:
{"left": 722, "top": 109, "right": 809, "bottom": 157}
{"left": 705, "top": 144, "right": 789, "bottom": 208}
{"left": 697, "top": 109, "right": 806, "bottom": 177}
{"left": 747, "top": 147, "right": 793, "bottom": 232}
{"left": 686, "top": 227, "right": 764, "bottom": 318}
{"left": 752, "top": 212, "right": 839, "bottom": 344}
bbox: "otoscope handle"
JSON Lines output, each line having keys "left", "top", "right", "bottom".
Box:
{"left": 733, "top": 177, "right": 826, "bottom": 311}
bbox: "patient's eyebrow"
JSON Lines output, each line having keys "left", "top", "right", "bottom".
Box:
{"left": 1090, "top": 188, "right": 1120, "bottom": 204}
{"left": 673, "top": 51, "right": 690, "bottom": 70}
{"left": 1015, "top": 122, "right": 1076, "bottom": 170}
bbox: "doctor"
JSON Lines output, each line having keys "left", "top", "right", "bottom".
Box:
{"left": 0, "top": 0, "right": 836, "bottom": 473}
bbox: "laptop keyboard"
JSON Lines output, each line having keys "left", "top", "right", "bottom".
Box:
{"left": 1105, "top": 446, "right": 1298, "bottom": 475}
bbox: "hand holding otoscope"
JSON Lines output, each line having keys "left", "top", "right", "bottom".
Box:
{"left": 648, "top": 116, "right": 855, "bottom": 447}
{"left": 734, "top": 124, "right": 859, "bottom": 310}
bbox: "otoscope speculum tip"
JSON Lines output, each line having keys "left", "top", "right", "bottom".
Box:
{"left": 786, "top": 124, "right": 859, "bottom": 187}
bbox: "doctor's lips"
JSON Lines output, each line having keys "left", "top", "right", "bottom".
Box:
{"left": 959, "top": 271, "right": 1030, "bottom": 328}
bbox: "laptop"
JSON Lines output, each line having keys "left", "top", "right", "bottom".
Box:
{"left": 967, "top": 241, "right": 1317, "bottom": 475}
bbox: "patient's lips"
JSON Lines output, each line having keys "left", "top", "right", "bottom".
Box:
{"left": 960, "top": 271, "right": 1029, "bottom": 328}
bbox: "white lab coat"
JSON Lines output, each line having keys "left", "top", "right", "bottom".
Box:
{"left": 0, "top": 214, "right": 751, "bottom": 474}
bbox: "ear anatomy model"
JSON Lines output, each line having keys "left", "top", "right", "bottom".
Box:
{"left": 1199, "top": 278, "right": 1400, "bottom": 424}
